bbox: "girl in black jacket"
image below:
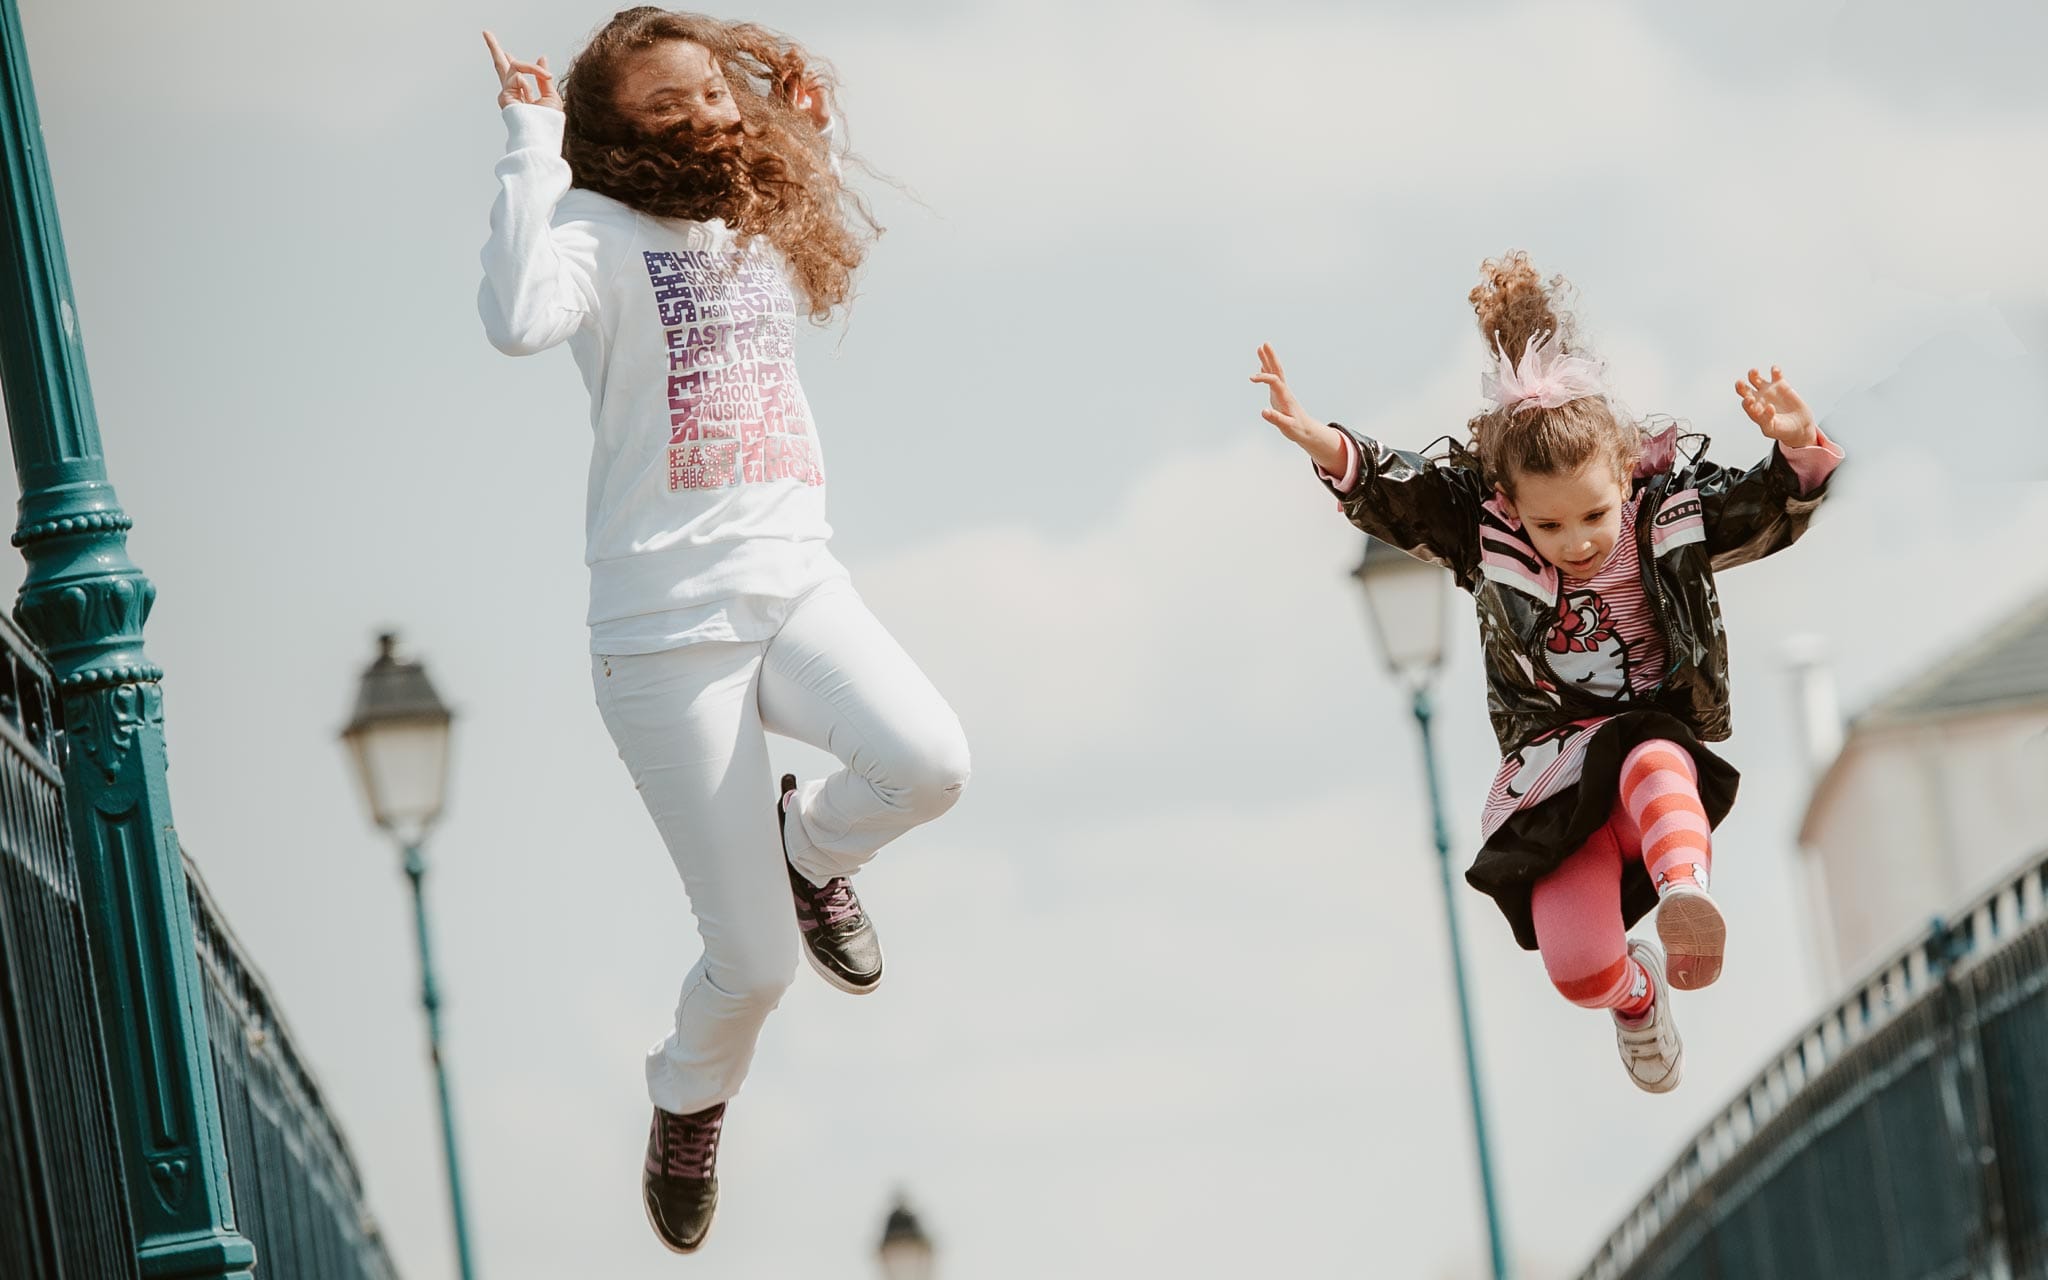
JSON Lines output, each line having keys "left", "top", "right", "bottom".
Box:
{"left": 1253, "top": 252, "right": 1840, "bottom": 1092}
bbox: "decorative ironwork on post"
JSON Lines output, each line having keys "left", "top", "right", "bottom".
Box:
{"left": 0, "top": 2, "right": 256, "bottom": 1276}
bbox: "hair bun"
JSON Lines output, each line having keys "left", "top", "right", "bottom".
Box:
{"left": 1469, "top": 250, "right": 1579, "bottom": 360}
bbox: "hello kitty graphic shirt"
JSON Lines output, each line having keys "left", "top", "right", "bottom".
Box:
{"left": 479, "top": 103, "right": 846, "bottom": 654}
{"left": 1475, "top": 493, "right": 1668, "bottom": 836}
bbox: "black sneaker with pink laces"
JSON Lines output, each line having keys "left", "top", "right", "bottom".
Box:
{"left": 779, "top": 773, "right": 884, "bottom": 994}
{"left": 643, "top": 1102, "right": 724, "bottom": 1253}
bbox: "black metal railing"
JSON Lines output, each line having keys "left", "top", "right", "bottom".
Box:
{"left": 185, "top": 853, "right": 401, "bottom": 1280}
{"left": 1578, "top": 848, "right": 2048, "bottom": 1280}
{"left": 0, "top": 613, "right": 138, "bottom": 1279}
{"left": 0, "top": 592, "right": 398, "bottom": 1277}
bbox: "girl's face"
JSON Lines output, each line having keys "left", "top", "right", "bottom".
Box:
{"left": 615, "top": 40, "right": 742, "bottom": 140}
{"left": 1502, "top": 461, "right": 1629, "bottom": 578}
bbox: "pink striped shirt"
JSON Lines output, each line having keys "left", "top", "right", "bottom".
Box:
{"left": 1478, "top": 493, "right": 1664, "bottom": 837}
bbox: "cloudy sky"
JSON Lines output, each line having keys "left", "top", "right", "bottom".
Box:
{"left": 10, "top": 0, "right": 2048, "bottom": 1276}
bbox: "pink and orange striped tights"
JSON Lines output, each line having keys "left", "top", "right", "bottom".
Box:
{"left": 1531, "top": 740, "right": 1712, "bottom": 1020}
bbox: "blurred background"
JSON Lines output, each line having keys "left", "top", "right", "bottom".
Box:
{"left": 4, "top": 0, "right": 2045, "bottom": 1276}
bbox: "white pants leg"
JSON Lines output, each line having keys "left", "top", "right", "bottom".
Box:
{"left": 591, "top": 579, "right": 969, "bottom": 1115}
{"left": 593, "top": 642, "right": 794, "bottom": 1115}
{"left": 763, "top": 578, "right": 973, "bottom": 885}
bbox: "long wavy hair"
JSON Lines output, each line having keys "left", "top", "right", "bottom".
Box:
{"left": 1465, "top": 251, "right": 1642, "bottom": 496}
{"left": 561, "top": 8, "right": 878, "bottom": 321}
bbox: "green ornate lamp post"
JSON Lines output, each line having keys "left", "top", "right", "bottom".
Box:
{"left": 0, "top": 1, "right": 256, "bottom": 1275}
{"left": 341, "top": 631, "right": 478, "bottom": 1280}
{"left": 1352, "top": 536, "right": 1511, "bottom": 1280}
{"left": 876, "top": 1195, "right": 935, "bottom": 1280}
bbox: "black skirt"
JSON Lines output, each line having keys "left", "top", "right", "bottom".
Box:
{"left": 1465, "top": 710, "right": 1739, "bottom": 951}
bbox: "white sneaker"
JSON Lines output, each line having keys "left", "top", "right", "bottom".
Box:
{"left": 1655, "top": 874, "right": 1725, "bottom": 991}
{"left": 1613, "top": 939, "right": 1682, "bottom": 1094}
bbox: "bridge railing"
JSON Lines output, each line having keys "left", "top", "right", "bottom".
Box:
{"left": 1577, "top": 847, "right": 2048, "bottom": 1280}
{"left": 185, "top": 853, "right": 401, "bottom": 1280}
{"left": 0, "top": 584, "right": 401, "bottom": 1279}
{"left": 0, "top": 612, "right": 138, "bottom": 1279}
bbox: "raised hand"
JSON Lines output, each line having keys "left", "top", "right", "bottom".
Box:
{"left": 1251, "top": 343, "right": 1347, "bottom": 472}
{"left": 1733, "top": 366, "right": 1818, "bottom": 450}
{"left": 780, "top": 69, "right": 831, "bottom": 129}
{"left": 484, "top": 30, "right": 562, "bottom": 112}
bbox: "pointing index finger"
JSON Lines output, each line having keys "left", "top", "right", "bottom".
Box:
{"left": 482, "top": 30, "right": 513, "bottom": 78}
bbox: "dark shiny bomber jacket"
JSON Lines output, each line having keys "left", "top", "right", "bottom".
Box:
{"left": 1321, "top": 424, "right": 1835, "bottom": 755}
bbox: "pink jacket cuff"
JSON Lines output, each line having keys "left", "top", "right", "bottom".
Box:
{"left": 1781, "top": 428, "right": 1842, "bottom": 495}
{"left": 1318, "top": 432, "right": 1362, "bottom": 495}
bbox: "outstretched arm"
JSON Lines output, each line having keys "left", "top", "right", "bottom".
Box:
{"left": 477, "top": 31, "right": 603, "bottom": 356}
{"left": 1698, "top": 365, "right": 1843, "bottom": 568}
{"left": 1251, "top": 344, "right": 1482, "bottom": 578}
{"left": 1251, "top": 343, "right": 1350, "bottom": 474}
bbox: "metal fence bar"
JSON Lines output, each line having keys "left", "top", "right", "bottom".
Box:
{"left": 1577, "top": 847, "right": 2048, "bottom": 1280}
{"left": 0, "top": 612, "right": 137, "bottom": 1279}
{"left": 183, "top": 852, "right": 401, "bottom": 1280}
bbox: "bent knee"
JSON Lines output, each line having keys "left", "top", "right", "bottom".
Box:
{"left": 880, "top": 725, "right": 972, "bottom": 819}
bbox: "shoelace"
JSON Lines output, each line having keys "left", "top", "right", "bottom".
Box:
{"left": 655, "top": 1104, "right": 725, "bottom": 1180}
{"left": 802, "top": 875, "right": 863, "bottom": 930}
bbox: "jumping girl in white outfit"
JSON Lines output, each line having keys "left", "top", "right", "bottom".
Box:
{"left": 478, "top": 9, "right": 970, "bottom": 1252}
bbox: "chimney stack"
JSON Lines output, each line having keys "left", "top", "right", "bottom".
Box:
{"left": 1783, "top": 634, "right": 1844, "bottom": 781}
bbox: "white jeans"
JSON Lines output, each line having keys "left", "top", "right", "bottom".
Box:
{"left": 591, "top": 577, "right": 970, "bottom": 1115}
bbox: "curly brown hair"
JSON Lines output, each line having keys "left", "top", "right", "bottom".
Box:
{"left": 1465, "top": 251, "right": 1641, "bottom": 496}
{"left": 561, "top": 8, "right": 878, "bottom": 321}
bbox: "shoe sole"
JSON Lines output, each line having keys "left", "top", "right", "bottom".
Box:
{"left": 644, "top": 1194, "right": 713, "bottom": 1255}
{"left": 802, "top": 939, "right": 883, "bottom": 996}
{"left": 1657, "top": 889, "right": 1725, "bottom": 991}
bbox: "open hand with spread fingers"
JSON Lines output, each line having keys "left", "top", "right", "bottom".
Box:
{"left": 780, "top": 69, "right": 831, "bottom": 129}
{"left": 1733, "top": 366, "right": 1819, "bottom": 450}
{"left": 1251, "top": 343, "right": 1348, "bottom": 474}
{"left": 484, "top": 30, "right": 562, "bottom": 112}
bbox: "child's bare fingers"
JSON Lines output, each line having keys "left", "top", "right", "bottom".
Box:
{"left": 1261, "top": 408, "right": 1291, "bottom": 429}
{"left": 483, "top": 30, "right": 513, "bottom": 76}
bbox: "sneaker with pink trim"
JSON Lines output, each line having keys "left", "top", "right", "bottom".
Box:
{"left": 643, "top": 1102, "right": 724, "bottom": 1253}
{"left": 780, "top": 773, "right": 884, "bottom": 994}
{"left": 1613, "top": 940, "right": 1683, "bottom": 1094}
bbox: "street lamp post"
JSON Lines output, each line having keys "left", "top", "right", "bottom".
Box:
{"left": 1351, "top": 537, "right": 1511, "bottom": 1280}
{"left": 341, "top": 632, "right": 477, "bottom": 1280}
{"left": 876, "top": 1195, "right": 935, "bottom": 1280}
{"left": 1, "top": 3, "right": 256, "bottom": 1274}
